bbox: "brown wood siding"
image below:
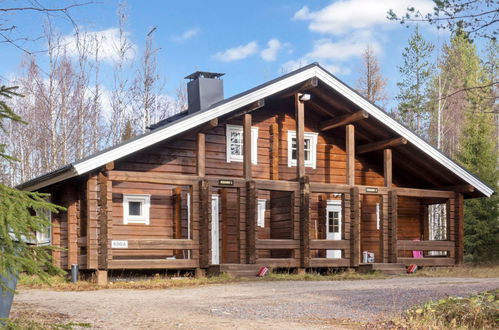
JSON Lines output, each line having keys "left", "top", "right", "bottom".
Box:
{"left": 360, "top": 194, "right": 382, "bottom": 262}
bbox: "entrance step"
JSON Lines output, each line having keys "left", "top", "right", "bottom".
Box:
{"left": 207, "top": 264, "right": 263, "bottom": 278}
{"left": 358, "top": 263, "right": 407, "bottom": 275}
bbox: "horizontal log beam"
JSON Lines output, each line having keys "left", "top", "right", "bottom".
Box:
{"left": 436, "top": 184, "right": 475, "bottom": 193}
{"left": 254, "top": 179, "right": 300, "bottom": 191}
{"left": 309, "top": 239, "right": 350, "bottom": 250}
{"left": 114, "top": 239, "right": 198, "bottom": 250}
{"left": 108, "top": 171, "right": 200, "bottom": 185}
{"left": 108, "top": 259, "right": 199, "bottom": 269}
{"left": 395, "top": 187, "right": 455, "bottom": 198}
{"left": 279, "top": 77, "right": 318, "bottom": 99}
{"left": 357, "top": 137, "right": 407, "bottom": 154}
{"left": 255, "top": 239, "right": 300, "bottom": 250}
{"left": 319, "top": 110, "right": 369, "bottom": 131}
{"left": 256, "top": 258, "right": 300, "bottom": 268}
{"left": 397, "top": 257, "right": 455, "bottom": 266}
{"left": 310, "top": 258, "right": 350, "bottom": 267}
{"left": 226, "top": 99, "right": 265, "bottom": 120}
{"left": 397, "top": 240, "right": 454, "bottom": 251}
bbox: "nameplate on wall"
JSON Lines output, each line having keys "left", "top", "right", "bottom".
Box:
{"left": 365, "top": 187, "right": 378, "bottom": 193}
{"left": 111, "top": 240, "right": 128, "bottom": 248}
{"left": 218, "top": 179, "right": 234, "bottom": 186}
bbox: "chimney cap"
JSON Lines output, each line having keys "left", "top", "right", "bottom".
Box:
{"left": 184, "top": 71, "right": 224, "bottom": 81}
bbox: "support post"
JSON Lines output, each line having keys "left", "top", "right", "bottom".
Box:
{"left": 300, "top": 176, "right": 311, "bottom": 268}
{"left": 98, "top": 173, "right": 110, "bottom": 270}
{"left": 350, "top": 187, "right": 360, "bottom": 267}
{"left": 243, "top": 113, "right": 252, "bottom": 180}
{"left": 197, "top": 132, "right": 205, "bottom": 177}
{"left": 455, "top": 193, "right": 464, "bottom": 265}
{"left": 246, "top": 180, "right": 257, "bottom": 264}
{"left": 295, "top": 94, "right": 305, "bottom": 179}
{"left": 173, "top": 186, "right": 182, "bottom": 258}
{"left": 95, "top": 270, "right": 108, "bottom": 286}
{"left": 67, "top": 188, "right": 78, "bottom": 268}
{"left": 388, "top": 190, "right": 398, "bottom": 263}
{"left": 346, "top": 124, "right": 355, "bottom": 186}
{"left": 199, "top": 180, "right": 210, "bottom": 268}
{"left": 384, "top": 148, "right": 392, "bottom": 188}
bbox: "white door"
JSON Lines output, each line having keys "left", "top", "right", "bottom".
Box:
{"left": 211, "top": 194, "right": 220, "bottom": 264}
{"left": 326, "top": 201, "right": 342, "bottom": 259}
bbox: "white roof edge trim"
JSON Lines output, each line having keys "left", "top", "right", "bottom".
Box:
{"left": 23, "top": 168, "right": 77, "bottom": 192}
{"left": 72, "top": 67, "right": 317, "bottom": 174}
{"left": 313, "top": 67, "right": 494, "bottom": 197}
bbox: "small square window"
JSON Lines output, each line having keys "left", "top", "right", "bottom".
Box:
{"left": 287, "top": 131, "right": 318, "bottom": 168}
{"left": 226, "top": 125, "right": 258, "bottom": 164}
{"left": 128, "top": 201, "right": 142, "bottom": 216}
{"left": 123, "top": 194, "right": 150, "bottom": 225}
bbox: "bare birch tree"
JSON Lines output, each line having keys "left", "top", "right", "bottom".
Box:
{"left": 356, "top": 45, "right": 388, "bottom": 107}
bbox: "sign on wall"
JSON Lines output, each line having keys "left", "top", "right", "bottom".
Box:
{"left": 111, "top": 240, "right": 128, "bottom": 249}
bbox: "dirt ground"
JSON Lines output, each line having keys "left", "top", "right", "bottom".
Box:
{"left": 11, "top": 277, "right": 499, "bottom": 329}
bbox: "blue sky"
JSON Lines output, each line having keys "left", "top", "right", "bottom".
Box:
{"left": 0, "top": 0, "right": 477, "bottom": 111}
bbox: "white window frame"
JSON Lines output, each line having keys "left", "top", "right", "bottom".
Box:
{"left": 287, "top": 130, "right": 318, "bottom": 169}
{"left": 35, "top": 208, "right": 52, "bottom": 246}
{"left": 226, "top": 124, "right": 258, "bottom": 164}
{"left": 257, "top": 199, "right": 266, "bottom": 228}
{"left": 123, "top": 194, "right": 151, "bottom": 225}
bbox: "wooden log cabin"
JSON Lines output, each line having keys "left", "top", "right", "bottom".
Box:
{"left": 19, "top": 64, "right": 494, "bottom": 281}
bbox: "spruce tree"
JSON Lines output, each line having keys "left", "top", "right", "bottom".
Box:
{"left": 1, "top": 85, "right": 64, "bottom": 291}
{"left": 396, "top": 26, "right": 434, "bottom": 138}
{"left": 456, "top": 39, "right": 499, "bottom": 262}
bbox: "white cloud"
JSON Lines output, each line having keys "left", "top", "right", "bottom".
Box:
{"left": 294, "top": 0, "right": 433, "bottom": 35}
{"left": 213, "top": 41, "right": 259, "bottom": 62}
{"left": 261, "top": 39, "right": 282, "bottom": 61}
{"left": 61, "top": 28, "right": 137, "bottom": 63}
{"left": 172, "top": 28, "right": 199, "bottom": 42}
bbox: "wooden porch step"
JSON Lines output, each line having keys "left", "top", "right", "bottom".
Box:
{"left": 358, "top": 263, "right": 407, "bottom": 275}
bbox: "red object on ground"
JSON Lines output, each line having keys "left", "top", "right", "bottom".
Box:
{"left": 257, "top": 266, "right": 268, "bottom": 277}
{"left": 407, "top": 264, "right": 418, "bottom": 273}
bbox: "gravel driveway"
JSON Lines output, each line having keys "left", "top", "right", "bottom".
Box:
{"left": 11, "top": 277, "right": 499, "bottom": 329}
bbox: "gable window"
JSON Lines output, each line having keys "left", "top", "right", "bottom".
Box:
{"left": 257, "top": 199, "right": 266, "bottom": 227}
{"left": 123, "top": 194, "right": 151, "bottom": 225}
{"left": 287, "top": 130, "right": 318, "bottom": 169}
{"left": 226, "top": 125, "right": 258, "bottom": 164}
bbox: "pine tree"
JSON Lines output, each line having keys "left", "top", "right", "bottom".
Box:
{"left": 396, "top": 26, "right": 434, "bottom": 137}
{"left": 1, "top": 86, "right": 64, "bottom": 291}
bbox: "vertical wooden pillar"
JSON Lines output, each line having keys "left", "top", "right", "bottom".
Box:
{"left": 67, "top": 188, "right": 78, "bottom": 267}
{"left": 300, "top": 177, "right": 311, "bottom": 268}
{"left": 350, "top": 187, "right": 360, "bottom": 267}
{"left": 422, "top": 204, "right": 429, "bottom": 240}
{"left": 98, "top": 173, "right": 110, "bottom": 270}
{"left": 379, "top": 194, "right": 389, "bottom": 263}
{"left": 346, "top": 124, "right": 355, "bottom": 186}
{"left": 219, "top": 188, "right": 228, "bottom": 263}
{"left": 243, "top": 113, "right": 252, "bottom": 180}
{"left": 197, "top": 132, "right": 205, "bottom": 177}
{"left": 173, "top": 186, "right": 183, "bottom": 258}
{"left": 384, "top": 148, "right": 392, "bottom": 188}
{"left": 270, "top": 123, "right": 279, "bottom": 180}
{"left": 388, "top": 190, "right": 398, "bottom": 263}
{"left": 295, "top": 94, "right": 305, "bottom": 179}
{"left": 246, "top": 180, "right": 257, "bottom": 264}
{"left": 455, "top": 193, "right": 464, "bottom": 265}
{"left": 86, "top": 175, "right": 98, "bottom": 269}
{"left": 199, "top": 180, "right": 210, "bottom": 268}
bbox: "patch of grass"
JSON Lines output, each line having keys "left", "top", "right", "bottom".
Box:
{"left": 266, "top": 271, "right": 388, "bottom": 281}
{"left": 414, "top": 264, "right": 499, "bottom": 278}
{"left": 1, "top": 318, "right": 91, "bottom": 329}
{"left": 18, "top": 273, "right": 240, "bottom": 291}
{"left": 395, "top": 289, "right": 499, "bottom": 329}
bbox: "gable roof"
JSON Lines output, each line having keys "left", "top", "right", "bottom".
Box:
{"left": 18, "top": 63, "right": 495, "bottom": 197}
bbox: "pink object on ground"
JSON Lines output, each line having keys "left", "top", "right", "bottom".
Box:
{"left": 412, "top": 238, "right": 423, "bottom": 258}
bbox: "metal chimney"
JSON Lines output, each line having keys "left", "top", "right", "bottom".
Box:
{"left": 185, "top": 71, "right": 225, "bottom": 114}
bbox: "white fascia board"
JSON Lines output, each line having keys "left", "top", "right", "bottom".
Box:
{"left": 314, "top": 67, "right": 494, "bottom": 197}
{"left": 22, "top": 168, "right": 77, "bottom": 192}
{"left": 73, "top": 67, "right": 318, "bottom": 175}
